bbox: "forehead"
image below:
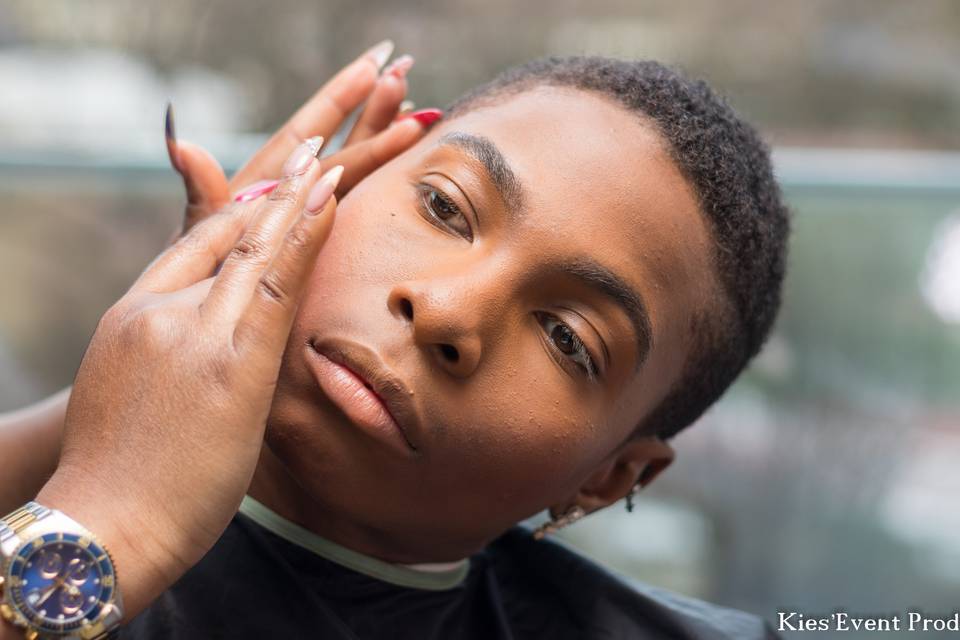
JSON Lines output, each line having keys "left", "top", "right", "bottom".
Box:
{"left": 444, "top": 86, "right": 707, "bottom": 282}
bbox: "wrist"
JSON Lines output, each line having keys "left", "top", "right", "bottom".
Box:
{"left": 0, "top": 614, "right": 16, "bottom": 639}
{"left": 34, "top": 472, "right": 178, "bottom": 623}
{"left": 0, "top": 387, "right": 70, "bottom": 515}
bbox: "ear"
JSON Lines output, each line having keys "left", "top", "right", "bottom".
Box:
{"left": 550, "top": 436, "right": 675, "bottom": 518}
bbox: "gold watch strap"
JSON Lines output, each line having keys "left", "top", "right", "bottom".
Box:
{"left": 0, "top": 502, "right": 52, "bottom": 548}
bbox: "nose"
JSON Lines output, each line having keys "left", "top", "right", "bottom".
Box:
{"left": 387, "top": 280, "right": 486, "bottom": 379}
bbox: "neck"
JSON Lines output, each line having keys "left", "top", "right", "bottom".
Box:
{"left": 246, "top": 446, "right": 473, "bottom": 565}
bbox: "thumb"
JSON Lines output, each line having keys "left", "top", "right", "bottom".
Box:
{"left": 165, "top": 103, "right": 230, "bottom": 237}
{"left": 177, "top": 140, "right": 230, "bottom": 234}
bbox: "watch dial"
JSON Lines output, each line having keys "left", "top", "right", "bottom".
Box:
{"left": 5, "top": 532, "right": 116, "bottom": 633}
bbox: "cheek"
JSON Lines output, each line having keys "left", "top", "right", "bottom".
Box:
{"left": 315, "top": 187, "right": 401, "bottom": 284}
{"left": 285, "top": 181, "right": 412, "bottom": 334}
{"left": 303, "top": 178, "right": 430, "bottom": 293}
{"left": 270, "top": 172, "right": 611, "bottom": 521}
{"left": 268, "top": 180, "right": 412, "bottom": 416}
{"left": 425, "top": 335, "right": 607, "bottom": 506}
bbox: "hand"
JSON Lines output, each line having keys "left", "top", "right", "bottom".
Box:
{"left": 0, "top": 39, "right": 438, "bottom": 515}
{"left": 36, "top": 138, "right": 342, "bottom": 621}
{"left": 166, "top": 39, "right": 433, "bottom": 242}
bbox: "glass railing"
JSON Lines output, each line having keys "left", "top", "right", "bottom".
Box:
{"left": 2, "top": 145, "right": 958, "bottom": 638}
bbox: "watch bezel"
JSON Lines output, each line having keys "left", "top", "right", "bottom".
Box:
{"left": 3, "top": 531, "right": 118, "bottom": 636}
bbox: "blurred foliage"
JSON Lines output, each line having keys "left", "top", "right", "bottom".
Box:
{"left": 2, "top": 0, "right": 960, "bottom": 147}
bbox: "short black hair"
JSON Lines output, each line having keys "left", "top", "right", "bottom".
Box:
{"left": 444, "top": 56, "right": 790, "bottom": 441}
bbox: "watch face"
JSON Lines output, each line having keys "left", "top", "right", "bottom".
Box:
{"left": 4, "top": 532, "right": 116, "bottom": 634}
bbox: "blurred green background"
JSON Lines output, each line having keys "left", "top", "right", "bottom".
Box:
{"left": 1, "top": 1, "right": 958, "bottom": 637}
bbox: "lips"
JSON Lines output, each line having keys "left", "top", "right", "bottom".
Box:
{"left": 307, "top": 337, "right": 421, "bottom": 453}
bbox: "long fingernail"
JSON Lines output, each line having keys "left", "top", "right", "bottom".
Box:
{"left": 282, "top": 136, "right": 324, "bottom": 177}
{"left": 382, "top": 54, "right": 414, "bottom": 79}
{"left": 400, "top": 108, "right": 443, "bottom": 128}
{"left": 164, "top": 101, "right": 182, "bottom": 174}
{"left": 393, "top": 100, "right": 416, "bottom": 122}
{"left": 305, "top": 165, "right": 344, "bottom": 214}
{"left": 234, "top": 179, "right": 280, "bottom": 202}
{"left": 364, "top": 39, "right": 395, "bottom": 70}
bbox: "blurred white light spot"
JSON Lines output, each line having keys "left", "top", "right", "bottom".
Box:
{"left": 553, "top": 498, "right": 713, "bottom": 597}
{"left": 0, "top": 47, "right": 248, "bottom": 152}
{"left": 921, "top": 213, "right": 960, "bottom": 324}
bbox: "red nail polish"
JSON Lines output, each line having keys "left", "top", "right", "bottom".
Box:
{"left": 401, "top": 108, "right": 443, "bottom": 128}
{"left": 234, "top": 179, "right": 280, "bottom": 202}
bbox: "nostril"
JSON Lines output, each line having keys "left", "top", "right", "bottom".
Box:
{"left": 400, "top": 298, "right": 414, "bottom": 320}
{"left": 439, "top": 344, "right": 459, "bottom": 362}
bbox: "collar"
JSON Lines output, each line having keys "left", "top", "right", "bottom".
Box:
{"left": 239, "top": 495, "right": 470, "bottom": 591}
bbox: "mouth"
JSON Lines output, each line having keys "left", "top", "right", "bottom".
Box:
{"left": 306, "top": 337, "right": 421, "bottom": 454}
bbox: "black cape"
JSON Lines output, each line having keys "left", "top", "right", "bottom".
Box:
{"left": 119, "top": 507, "right": 780, "bottom": 639}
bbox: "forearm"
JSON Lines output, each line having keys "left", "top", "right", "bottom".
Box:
{"left": 0, "top": 401, "right": 181, "bottom": 633}
{"left": 0, "top": 387, "right": 69, "bottom": 513}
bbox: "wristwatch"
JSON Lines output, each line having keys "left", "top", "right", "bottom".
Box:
{"left": 0, "top": 502, "right": 123, "bottom": 639}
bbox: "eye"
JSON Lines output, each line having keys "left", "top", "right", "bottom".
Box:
{"left": 416, "top": 184, "right": 474, "bottom": 241}
{"left": 537, "top": 312, "right": 600, "bottom": 382}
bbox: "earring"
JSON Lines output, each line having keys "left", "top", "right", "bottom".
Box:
{"left": 531, "top": 504, "right": 586, "bottom": 540}
{"left": 625, "top": 481, "right": 643, "bottom": 513}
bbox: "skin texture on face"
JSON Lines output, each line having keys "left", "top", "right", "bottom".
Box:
{"left": 248, "top": 85, "right": 719, "bottom": 563}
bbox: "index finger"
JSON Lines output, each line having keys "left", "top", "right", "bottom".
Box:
{"left": 232, "top": 167, "right": 342, "bottom": 358}
{"left": 229, "top": 39, "right": 394, "bottom": 190}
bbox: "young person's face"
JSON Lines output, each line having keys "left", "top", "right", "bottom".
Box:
{"left": 264, "top": 86, "right": 718, "bottom": 560}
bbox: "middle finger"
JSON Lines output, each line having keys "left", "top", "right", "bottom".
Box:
{"left": 203, "top": 137, "right": 326, "bottom": 324}
{"left": 344, "top": 54, "right": 413, "bottom": 146}
{"left": 228, "top": 40, "right": 395, "bottom": 191}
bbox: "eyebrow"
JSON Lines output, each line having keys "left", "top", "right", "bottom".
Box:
{"left": 437, "top": 131, "right": 525, "bottom": 217}
{"left": 548, "top": 257, "right": 654, "bottom": 372}
{"left": 438, "top": 131, "right": 653, "bottom": 372}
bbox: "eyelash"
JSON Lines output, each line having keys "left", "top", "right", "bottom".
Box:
{"left": 415, "top": 184, "right": 600, "bottom": 383}
{"left": 537, "top": 312, "right": 600, "bottom": 382}
{"left": 416, "top": 184, "right": 474, "bottom": 241}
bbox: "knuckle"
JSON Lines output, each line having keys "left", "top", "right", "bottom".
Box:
{"left": 266, "top": 182, "right": 300, "bottom": 207}
{"left": 99, "top": 300, "right": 129, "bottom": 328}
{"left": 229, "top": 233, "right": 271, "bottom": 264}
{"left": 285, "top": 224, "right": 313, "bottom": 256}
{"left": 257, "top": 272, "right": 291, "bottom": 306}
{"left": 129, "top": 307, "right": 168, "bottom": 335}
{"left": 115, "top": 307, "right": 171, "bottom": 351}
